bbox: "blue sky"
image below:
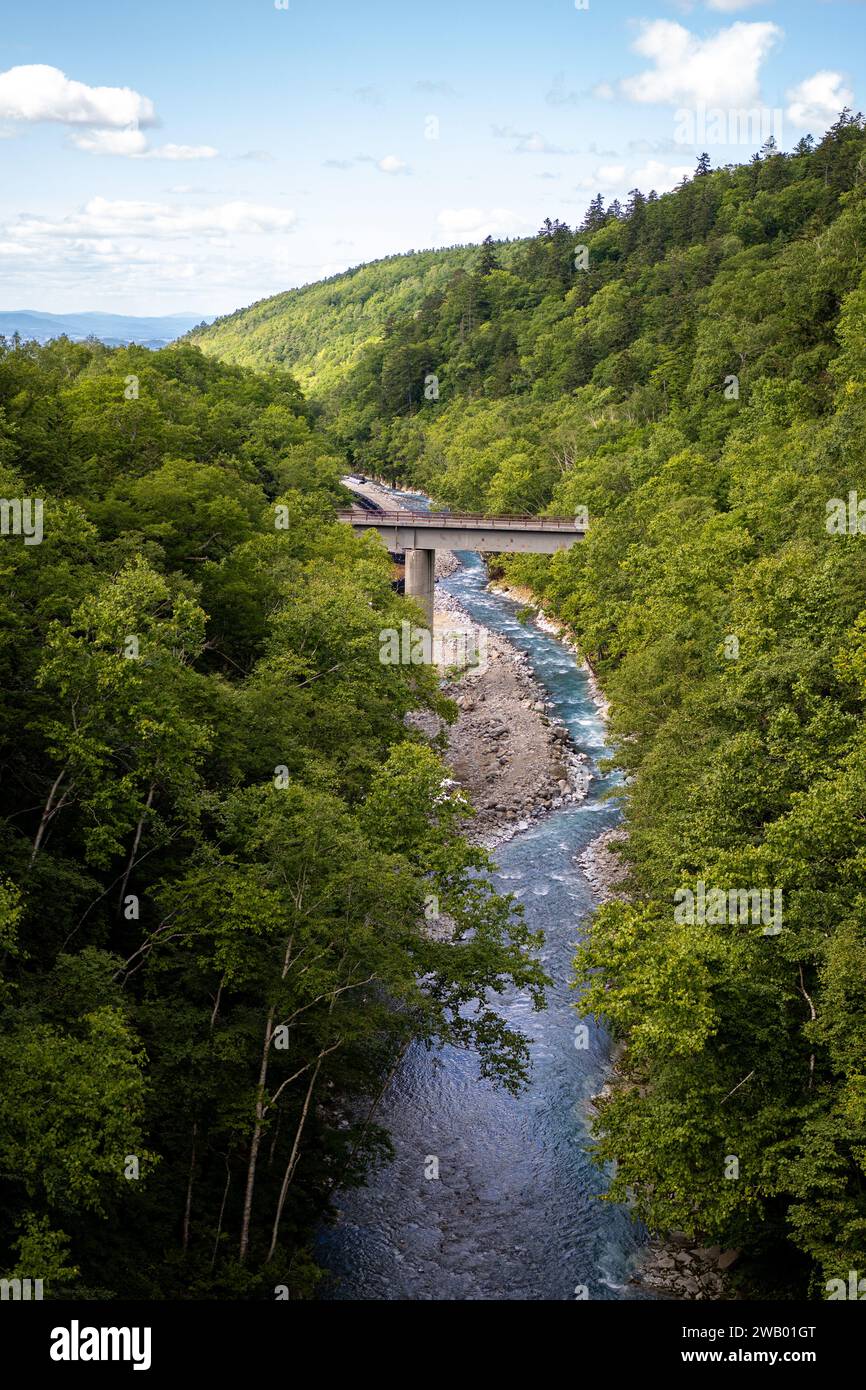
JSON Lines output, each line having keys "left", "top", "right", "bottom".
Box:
{"left": 1, "top": 0, "right": 863, "bottom": 314}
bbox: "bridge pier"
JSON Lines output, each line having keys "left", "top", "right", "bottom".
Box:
{"left": 405, "top": 547, "right": 435, "bottom": 630}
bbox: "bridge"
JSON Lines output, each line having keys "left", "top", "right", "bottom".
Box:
{"left": 338, "top": 492, "right": 585, "bottom": 627}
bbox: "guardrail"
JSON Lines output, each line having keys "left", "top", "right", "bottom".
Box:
{"left": 337, "top": 509, "right": 583, "bottom": 530}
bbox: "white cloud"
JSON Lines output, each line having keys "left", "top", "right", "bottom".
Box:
{"left": 631, "top": 158, "right": 694, "bottom": 192}
{"left": 621, "top": 20, "right": 781, "bottom": 108}
{"left": 0, "top": 64, "right": 218, "bottom": 160}
{"left": 492, "top": 123, "right": 568, "bottom": 154}
{"left": 5, "top": 197, "right": 297, "bottom": 244}
{"left": 516, "top": 131, "right": 566, "bottom": 154}
{"left": 0, "top": 64, "right": 156, "bottom": 127}
{"left": 596, "top": 163, "right": 627, "bottom": 185}
{"left": 436, "top": 207, "right": 531, "bottom": 242}
{"left": 593, "top": 83, "right": 616, "bottom": 101}
{"left": 152, "top": 143, "right": 219, "bottom": 161}
{"left": 579, "top": 158, "right": 695, "bottom": 195}
{"left": 377, "top": 154, "right": 410, "bottom": 174}
{"left": 786, "top": 70, "right": 853, "bottom": 130}
{"left": 706, "top": 0, "right": 766, "bottom": 10}
{"left": 71, "top": 128, "right": 219, "bottom": 159}
{"left": 69, "top": 128, "right": 149, "bottom": 156}
{"left": 327, "top": 153, "right": 411, "bottom": 173}
{"left": 0, "top": 190, "right": 321, "bottom": 314}
{"left": 0, "top": 196, "right": 300, "bottom": 309}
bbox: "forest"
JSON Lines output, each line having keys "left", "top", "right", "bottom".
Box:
{"left": 0, "top": 338, "right": 544, "bottom": 1297}
{"left": 196, "top": 115, "right": 866, "bottom": 1297}
{"left": 5, "top": 109, "right": 866, "bottom": 1302}
{"left": 186, "top": 247, "right": 478, "bottom": 397}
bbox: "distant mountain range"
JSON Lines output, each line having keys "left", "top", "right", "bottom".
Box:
{"left": 0, "top": 310, "right": 212, "bottom": 350}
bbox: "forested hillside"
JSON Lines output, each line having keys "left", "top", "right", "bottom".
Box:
{"left": 8, "top": 112, "right": 865, "bottom": 1303}
{"left": 0, "top": 339, "right": 543, "bottom": 1297}
{"left": 186, "top": 247, "right": 483, "bottom": 395}
{"left": 314, "top": 116, "right": 866, "bottom": 1295}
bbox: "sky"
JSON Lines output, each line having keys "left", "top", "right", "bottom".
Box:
{"left": 0, "top": 0, "right": 863, "bottom": 316}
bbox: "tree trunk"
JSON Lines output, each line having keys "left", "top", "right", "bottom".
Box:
{"left": 238, "top": 934, "right": 295, "bottom": 1260}
{"left": 181, "top": 1122, "right": 197, "bottom": 1253}
{"left": 210, "top": 1152, "right": 232, "bottom": 1274}
{"left": 264, "top": 1054, "right": 324, "bottom": 1265}
{"left": 30, "top": 765, "right": 68, "bottom": 866}
{"left": 117, "top": 782, "right": 155, "bottom": 916}
{"left": 238, "top": 1004, "right": 275, "bottom": 1262}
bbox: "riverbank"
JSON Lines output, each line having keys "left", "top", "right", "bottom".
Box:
{"left": 491, "top": 580, "right": 612, "bottom": 720}
{"left": 578, "top": 827, "right": 629, "bottom": 901}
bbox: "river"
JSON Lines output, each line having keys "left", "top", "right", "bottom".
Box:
{"left": 318, "top": 514, "right": 648, "bottom": 1300}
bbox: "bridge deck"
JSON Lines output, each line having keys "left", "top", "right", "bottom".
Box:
{"left": 337, "top": 508, "right": 583, "bottom": 533}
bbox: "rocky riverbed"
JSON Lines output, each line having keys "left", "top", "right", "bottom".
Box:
{"left": 578, "top": 827, "right": 630, "bottom": 902}
{"left": 410, "top": 588, "right": 591, "bottom": 848}
{"left": 434, "top": 548, "right": 460, "bottom": 581}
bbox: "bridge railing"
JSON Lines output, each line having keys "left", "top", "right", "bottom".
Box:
{"left": 337, "top": 509, "right": 583, "bottom": 530}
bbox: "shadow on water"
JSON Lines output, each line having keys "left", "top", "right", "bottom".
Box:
{"left": 318, "top": 497, "right": 649, "bottom": 1300}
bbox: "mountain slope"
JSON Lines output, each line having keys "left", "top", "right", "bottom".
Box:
{"left": 185, "top": 245, "right": 495, "bottom": 394}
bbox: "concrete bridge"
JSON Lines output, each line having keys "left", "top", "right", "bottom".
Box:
{"left": 338, "top": 492, "right": 585, "bottom": 627}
